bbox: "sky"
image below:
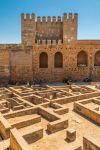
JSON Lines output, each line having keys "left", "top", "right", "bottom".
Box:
{"left": 0, "top": 0, "right": 100, "bottom": 43}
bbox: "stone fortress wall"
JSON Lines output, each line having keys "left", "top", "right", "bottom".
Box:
{"left": 0, "top": 13, "right": 100, "bottom": 83}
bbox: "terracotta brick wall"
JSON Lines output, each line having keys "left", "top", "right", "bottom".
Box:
{"left": 0, "top": 46, "right": 10, "bottom": 82}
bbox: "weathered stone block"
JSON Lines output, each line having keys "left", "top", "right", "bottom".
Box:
{"left": 66, "top": 128, "right": 76, "bottom": 142}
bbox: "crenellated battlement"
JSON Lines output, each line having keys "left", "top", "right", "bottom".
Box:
{"left": 21, "top": 13, "right": 78, "bottom": 45}
{"left": 63, "top": 13, "right": 78, "bottom": 20}
{"left": 21, "top": 13, "right": 35, "bottom": 20}
{"left": 21, "top": 13, "right": 78, "bottom": 23}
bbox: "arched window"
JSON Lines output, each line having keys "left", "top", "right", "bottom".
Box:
{"left": 94, "top": 51, "right": 100, "bottom": 66}
{"left": 39, "top": 52, "right": 48, "bottom": 68}
{"left": 77, "top": 51, "right": 88, "bottom": 67}
{"left": 54, "top": 52, "right": 63, "bottom": 68}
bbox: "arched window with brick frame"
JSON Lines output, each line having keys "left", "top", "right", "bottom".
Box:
{"left": 54, "top": 52, "right": 63, "bottom": 68}
{"left": 39, "top": 52, "right": 48, "bottom": 68}
{"left": 94, "top": 51, "right": 100, "bottom": 66}
{"left": 77, "top": 51, "right": 88, "bottom": 67}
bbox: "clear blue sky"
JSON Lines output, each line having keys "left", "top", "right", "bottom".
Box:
{"left": 0, "top": 0, "right": 100, "bottom": 43}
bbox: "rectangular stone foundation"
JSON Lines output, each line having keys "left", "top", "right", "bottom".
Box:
{"left": 83, "top": 135, "right": 100, "bottom": 150}
{"left": 47, "top": 118, "right": 68, "bottom": 134}
{"left": 11, "top": 114, "right": 41, "bottom": 129}
{"left": 0, "top": 115, "right": 11, "bottom": 139}
{"left": 22, "top": 127, "right": 43, "bottom": 144}
{"left": 74, "top": 99, "right": 100, "bottom": 125}
{"left": 10, "top": 128, "right": 32, "bottom": 150}
{"left": 38, "top": 107, "right": 59, "bottom": 122}
{"left": 54, "top": 107, "right": 69, "bottom": 115}
{"left": 0, "top": 139, "right": 10, "bottom": 150}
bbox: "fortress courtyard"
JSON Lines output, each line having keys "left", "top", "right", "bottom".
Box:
{"left": 0, "top": 3, "right": 100, "bottom": 150}
{"left": 0, "top": 82, "right": 99, "bottom": 150}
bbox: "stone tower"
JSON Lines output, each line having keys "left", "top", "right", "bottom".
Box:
{"left": 21, "top": 13, "right": 36, "bottom": 46}
{"left": 63, "top": 13, "right": 78, "bottom": 44}
{"left": 21, "top": 13, "right": 78, "bottom": 45}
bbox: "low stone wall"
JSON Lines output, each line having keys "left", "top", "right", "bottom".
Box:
{"left": 73, "top": 147, "right": 82, "bottom": 150}
{"left": 47, "top": 118, "right": 68, "bottom": 133}
{"left": 54, "top": 107, "right": 69, "bottom": 115}
{"left": 10, "top": 128, "right": 32, "bottom": 150}
{"left": 50, "top": 102, "right": 62, "bottom": 109}
{"left": 0, "top": 116, "right": 11, "bottom": 139}
{"left": 24, "top": 94, "right": 49, "bottom": 105}
{"left": 41, "top": 102, "right": 50, "bottom": 108}
{"left": 13, "top": 105, "right": 25, "bottom": 111}
{"left": 53, "top": 92, "right": 100, "bottom": 105}
{"left": 38, "top": 106, "right": 59, "bottom": 122}
{"left": 83, "top": 135, "right": 100, "bottom": 150}
{"left": 0, "top": 108, "right": 9, "bottom": 114}
{"left": 0, "top": 139, "right": 10, "bottom": 150}
{"left": 74, "top": 101, "right": 100, "bottom": 125}
{"left": 11, "top": 114, "right": 41, "bottom": 129}
{"left": 22, "top": 127, "right": 43, "bottom": 144}
{"left": 4, "top": 107, "right": 38, "bottom": 119}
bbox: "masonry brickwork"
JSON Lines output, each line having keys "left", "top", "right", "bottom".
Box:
{"left": 0, "top": 13, "right": 100, "bottom": 83}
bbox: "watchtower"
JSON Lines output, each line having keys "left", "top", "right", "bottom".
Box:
{"left": 21, "top": 13, "right": 78, "bottom": 45}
